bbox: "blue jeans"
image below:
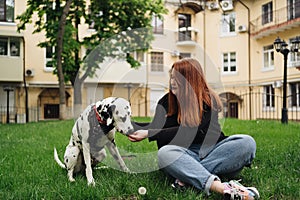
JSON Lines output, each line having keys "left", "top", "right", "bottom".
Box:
{"left": 157, "top": 134, "right": 256, "bottom": 195}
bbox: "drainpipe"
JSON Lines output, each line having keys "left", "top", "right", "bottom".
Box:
{"left": 203, "top": 2, "right": 206, "bottom": 76}
{"left": 22, "top": 37, "right": 29, "bottom": 123}
{"left": 237, "top": 0, "right": 252, "bottom": 120}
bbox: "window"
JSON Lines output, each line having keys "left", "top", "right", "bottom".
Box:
{"left": 0, "top": 37, "right": 8, "bottom": 55}
{"left": 289, "top": 82, "right": 300, "bottom": 107}
{"left": 10, "top": 38, "right": 20, "bottom": 56}
{"left": 263, "top": 45, "right": 274, "bottom": 69}
{"left": 44, "top": 104, "right": 59, "bottom": 119}
{"left": 45, "top": 1, "right": 57, "bottom": 21}
{"left": 135, "top": 51, "right": 145, "bottom": 63}
{"left": 221, "top": 12, "right": 236, "bottom": 35}
{"left": 263, "top": 85, "right": 275, "bottom": 109}
{"left": 287, "top": 0, "right": 300, "bottom": 20}
{"left": 0, "top": 37, "right": 20, "bottom": 56}
{"left": 150, "top": 52, "right": 163, "bottom": 72}
{"left": 152, "top": 15, "right": 163, "bottom": 34}
{"left": 262, "top": 2, "right": 273, "bottom": 25}
{"left": 222, "top": 52, "right": 236, "bottom": 73}
{"left": 45, "top": 46, "right": 54, "bottom": 69}
{"left": 289, "top": 37, "right": 300, "bottom": 67}
{"left": 130, "top": 50, "right": 145, "bottom": 63}
{"left": 0, "top": 0, "right": 14, "bottom": 22}
{"left": 178, "top": 13, "right": 191, "bottom": 41}
{"left": 179, "top": 52, "right": 191, "bottom": 59}
{"left": 87, "top": 5, "right": 99, "bottom": 30}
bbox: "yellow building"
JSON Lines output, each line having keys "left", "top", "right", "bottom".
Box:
{"left": 200, "top": 0, "right": 300, "bottom": 122}
{"left": 0, "top": 1, "right": 73, "bottom": 123}
{"left": 156, "top": 0, "right": 300, "bottom": 122}
{"left": 0, "top": 0, "right": 299, "bottom": 123}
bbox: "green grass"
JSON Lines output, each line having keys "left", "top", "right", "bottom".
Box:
{"left": 0, "top": 118, "right": 299, "bottom": 199}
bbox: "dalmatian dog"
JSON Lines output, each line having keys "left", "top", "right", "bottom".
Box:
{"left": 54, "top": 97, "right": 134, "bottom": 186}
{"left": 54, "top": 145, "right": 106, "bottom": 182}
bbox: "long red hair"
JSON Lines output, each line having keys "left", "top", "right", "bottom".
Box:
{"left": 168, "top": 58, "right": 222, "bottom": 127}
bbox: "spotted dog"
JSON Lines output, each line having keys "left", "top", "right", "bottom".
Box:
{"left": 54, "top": 97, "right": 134, "bottom": 186}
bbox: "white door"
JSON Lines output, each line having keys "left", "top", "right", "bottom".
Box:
{"left": 149, "top": 89, "right": 165, "bottom": 116}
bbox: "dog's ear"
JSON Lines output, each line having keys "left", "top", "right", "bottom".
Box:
{"left": 106, "top": 105, "right": 116, "bottom": 126}
{"left": 95, "top": 101, "right": 103, "bottom": 113}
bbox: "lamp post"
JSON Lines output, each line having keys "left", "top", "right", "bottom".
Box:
{"left": 3, "top": 86, "right": 14, "bottom": 124}
{"left": 273, "top": 36, "right": 300, "bottom": 124}
{"left": 124, "top": 83, "right": 133, "bottom": 102}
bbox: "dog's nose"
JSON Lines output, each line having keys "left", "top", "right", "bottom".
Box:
{"left": 126, "top": 128, "right": 135, "bottom": 135}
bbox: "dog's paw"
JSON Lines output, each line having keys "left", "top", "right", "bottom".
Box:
{"left": 87, "top": 179, "right": 95, "bottom": 187}
{"left": 69, "top": 177, "right": 76, "bottom": 182}
{"left": 123, "top": 167, "right": 130, "bottom": 173}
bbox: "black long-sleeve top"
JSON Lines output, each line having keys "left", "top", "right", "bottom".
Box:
{"left": 133, "top": 93, "right": 227, "bottom": 154}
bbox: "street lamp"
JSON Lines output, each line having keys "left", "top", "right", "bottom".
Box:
{"left": 124, "top": 83, "right": 134, "bottom": 102}
{"left": 3, "top": 86, "right": 14, "bottom": 124}
{"left": 273, "top": 36, "right": 300, "bottom": 124}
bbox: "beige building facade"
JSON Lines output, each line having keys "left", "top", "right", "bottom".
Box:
{"left": 0, "top": 0, "right": 299, "bottom": 123}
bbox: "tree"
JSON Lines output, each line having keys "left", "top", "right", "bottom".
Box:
{"left": 17, "top": 0, "right": 167, "bottom": 118}
{"left": 56, "top": 0, "right": 73, "bottom": 119}
{"left": 17, "top": 0, "right": 86, "bottom": 119}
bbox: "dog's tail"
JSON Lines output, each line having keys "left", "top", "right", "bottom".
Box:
{"left": 54, "top": 148, "right": 66, "bottom": 169}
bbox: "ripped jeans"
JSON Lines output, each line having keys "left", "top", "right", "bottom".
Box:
{"left": 157, "top": 134, "right": 256, "bottom": 195}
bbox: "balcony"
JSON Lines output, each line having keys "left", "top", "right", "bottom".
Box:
{"left": 250, "top": 5, "right": 300, "bottom": 39}
{"left": 0, "top": 37, "right": 23, "bottom": 82}
{"left": 176, "top": 27, "right": 199, "bottom": 46}
{"left": 288, "top": 60, "right": 300, "bottom": 68}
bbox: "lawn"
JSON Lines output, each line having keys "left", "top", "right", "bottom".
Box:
{"left": 0, "top": 118, "right": 299, "bottom": 200}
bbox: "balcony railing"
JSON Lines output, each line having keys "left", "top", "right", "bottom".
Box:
{"left": 288, "top": 60, "right": 300, "bottom": 68}
{"left": 250, "top": 5, "right": 300, "bottom": 39}
{"left": 176, "top": 27, "right": 199, "bottom": 46}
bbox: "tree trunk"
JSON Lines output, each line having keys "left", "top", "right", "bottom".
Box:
{"left": 72, "top": 8, "right": 83, "bottom": 119}
{"left": 56, "top": 0, "right": 73, "bottom": 120}
{"left": 73, "top": 75, "right": 83, "bottom": 118}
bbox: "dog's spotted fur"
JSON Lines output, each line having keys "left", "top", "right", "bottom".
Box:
{"left": 54, "top": 97, "right": 133, "bottom": 186}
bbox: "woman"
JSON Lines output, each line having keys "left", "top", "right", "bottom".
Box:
{"left": 128, "top": 58, "right": 259, "bottom": 200}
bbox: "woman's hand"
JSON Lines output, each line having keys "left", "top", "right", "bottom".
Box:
{"left": 128, "top": 130, "right": 148, "bottom": 142}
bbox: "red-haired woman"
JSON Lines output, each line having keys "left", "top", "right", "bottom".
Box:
{"left": 128, "top": 58, "right": 259, "bottom": 200}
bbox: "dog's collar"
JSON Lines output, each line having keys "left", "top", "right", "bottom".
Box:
{"left": 93, "top": 105, "right": 106, "bottom": 124}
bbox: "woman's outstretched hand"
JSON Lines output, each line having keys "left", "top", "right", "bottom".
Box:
{"left": 127, "top": 130, "right": 148, "bottom": 142}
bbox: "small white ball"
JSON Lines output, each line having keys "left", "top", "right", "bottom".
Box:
{"left": 138, "top": 186, "right": 147, "bottom": 195}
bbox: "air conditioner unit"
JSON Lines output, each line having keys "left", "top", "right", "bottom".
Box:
{"left": 220, "top": 0, "right": 234, "bottom": 12}
{"left": 25, "top": 69, "right": 35, "bottom": 77}
{"left": 171, "top": 50, "right": 180, "bottom": 57}
{"left": 238, "top": 25, "right": 247, "bottom": 33}
{"left": 207, "top": 2, "right": 219, "bottom": 10}
{"left": 272, "top": 80, "right": 282, "bottom": 88}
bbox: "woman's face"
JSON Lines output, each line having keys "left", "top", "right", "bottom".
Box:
{"left": 170, "top": 69, "right": 180, "bottom": 96}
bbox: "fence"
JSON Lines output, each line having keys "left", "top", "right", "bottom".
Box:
{"left": 0, "top": 106, "right": 38, "bottom": 124}
{"left": 229, "top": 92, "right": 300, "bottom": 122}
{"left": 1, "top": 92, "right": 299, "bottom": 124}
{"left": 132, "top": 92, "right": 300, "bottom": 122}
